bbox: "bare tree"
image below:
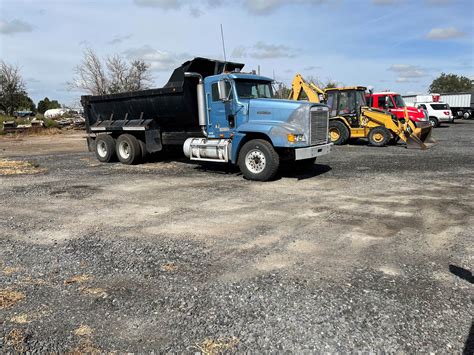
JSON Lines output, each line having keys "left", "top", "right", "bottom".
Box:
{"left": 0, "top": 61, "right": 27, "bottom": 116}
{"left": 71, "top": 48, "right": 152, "bottom": 95}
{"left": 71, "top": 48, "right": 108, "bottom": 95}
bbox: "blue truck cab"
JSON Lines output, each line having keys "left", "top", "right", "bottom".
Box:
{"left": 183, "top": 71, "right": 332, "bottom": 180}
{"left": 83, "top": 57, "right": 331, "bottom": 181}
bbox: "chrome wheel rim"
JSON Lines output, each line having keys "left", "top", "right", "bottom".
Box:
{"left": 97, "top": 141, "right": 108, "bottom": 158}
{"left": 119, "top": 141, "right": 130, "bottom": 160}
{"left": 245, "top": 149, "right": 266, "bottom": 174}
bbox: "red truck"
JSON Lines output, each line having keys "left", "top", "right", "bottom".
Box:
{"left": 366, "top": 92, "right": 432, "bottom": 127}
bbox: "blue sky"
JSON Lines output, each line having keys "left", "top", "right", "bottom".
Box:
{"left": 1, "top": 0, "right": 473, "bottom": 106}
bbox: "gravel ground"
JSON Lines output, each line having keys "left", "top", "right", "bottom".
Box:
{"left": 0, "top": 121, "right": 473, "bottom": 353}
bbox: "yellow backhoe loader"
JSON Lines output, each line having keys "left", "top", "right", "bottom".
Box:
{"left": 289, "top": 74, "right": 434, "bottom": 149}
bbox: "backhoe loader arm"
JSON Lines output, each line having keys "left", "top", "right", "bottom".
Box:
{"left": 288, "top": 74, "right": 325, "bottom": 103}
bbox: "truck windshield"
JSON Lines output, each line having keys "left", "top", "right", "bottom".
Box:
{"left": 235, "top": 80, "right": 274, "bottom": 99}
{"left": 393, "top": 95, "right": 406, "bottom": 108}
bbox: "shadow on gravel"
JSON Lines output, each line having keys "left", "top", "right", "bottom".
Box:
{"left": 448, "top": 264, "right": 473, "bottom": 355}
{"left": 449, "top": 264, "right": 473, "bottom": 284}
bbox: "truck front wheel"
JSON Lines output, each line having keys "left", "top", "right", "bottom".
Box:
{"left": 95, "top": 134, "right": 116, "bottom": 163}
{"left": 238, "top": 139, "right": 279, "bottom": 181}
{"left": 116, "top": 134, "right": 142, "bottom": 165}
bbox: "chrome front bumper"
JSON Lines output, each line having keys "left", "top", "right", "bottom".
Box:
{"left": 295, "top": 143, "right": 332, "bottom": 160}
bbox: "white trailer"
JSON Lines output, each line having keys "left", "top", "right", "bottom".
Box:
{"left": 403, "top": 92, "right": 473, "bottom": 119}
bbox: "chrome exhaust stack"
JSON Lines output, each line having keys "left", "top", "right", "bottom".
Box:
{"left": 184, "top": 72, "right": 207, "bottom": 137}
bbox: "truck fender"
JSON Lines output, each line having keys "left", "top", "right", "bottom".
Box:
{"left": 231, "top": 132, "right": 273, "bottom": 164}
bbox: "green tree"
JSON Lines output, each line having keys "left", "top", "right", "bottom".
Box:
{"left": 0, "top": 61, "right": 27, "bottom": 116}
{"left": 37, "top": 97, "right": 61, "bottom": 114}
{"left": 17, "top": 95, "right": 36, "bottom": 113}
{"left": 429, "top": 73, "right": 472, "bottom": 93}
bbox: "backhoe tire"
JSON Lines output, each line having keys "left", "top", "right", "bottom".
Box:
{"left": 116, "top": 134, "right": 142, "bottom": 165}
{"left": 368, "top": 126, "right": 390, "bottom": 147}
{"left": 429, "top": 117, "right": 439, "bottom": 128}
{"left": 94, "top": 134, "right": 116, "bottom": 163}
{"left": 238, "top": 139, "right": 279, "bottom": 181}
{"left": 328, "top": 120, "right": 349, "bottom": 145}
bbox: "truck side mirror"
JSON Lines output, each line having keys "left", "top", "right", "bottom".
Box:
{"left": 218, "top": 80, "right": 230, "bottom": 101}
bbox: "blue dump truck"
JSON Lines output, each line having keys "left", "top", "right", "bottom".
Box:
{"left": 81, "top": 57, "right": 331, "bottom": 181}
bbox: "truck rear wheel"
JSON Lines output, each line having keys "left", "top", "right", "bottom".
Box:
{"left": 328, "top": 120, "right": 349, "bottom": 145}
{"left": 368, "top": 126, "right": 390, "bottom": 147}
{"left": 95, "top": 134, "right": 116, "bottom": 163}
{"left": 238, "top": 139, "right": 279, "bottom": 181}
{"left": 116, "top": 134, "right": 141, "bottom": 165}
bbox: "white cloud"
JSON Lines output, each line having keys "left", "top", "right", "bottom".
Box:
{"left": 123, "top": 45, "right": 191, "bottom": 71}
{"left": 232, "top": 42, "right": 296, "bottom": 59}
{"left": 242, "top": 0, "right": 325, "bottom": 15}
{"left": 133, "top": 0, "right": 183, "bottom": 9}
{"left": 388, "top": 64, "right": 427, "bottom": 83}
{"left": 0, "top": 19, "right": 32, "bottom": 34}
{"left": 426, "top": 27, "right": 466, "bottom": 40}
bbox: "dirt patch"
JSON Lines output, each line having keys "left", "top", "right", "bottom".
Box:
{"left": 0, "top": 289, "right": 25, "bottom": 309}
{"left": 0, "top": 159, "right": 47, "bottom": 176}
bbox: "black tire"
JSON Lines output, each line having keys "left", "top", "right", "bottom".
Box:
{"left": 368, "top": 126, "right": 390, "bottom": 147}
{"left": 116, "top": 134, "right": 142, "bottom": 165}
{"left": 94, "top": 134, "right": 116, "bottom": 162}
{"left": 429, "top": 117, "right": 439, "bottom": 128}
{"left": 138, "top": 139, "right": 147, "bottom": 162}
{"left": 328, "top": 120, "right": 350, "bottom": 145}
{"left": 238, "top": 139, "right": 279, "bottom": 181}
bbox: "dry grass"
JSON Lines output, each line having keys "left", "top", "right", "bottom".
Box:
{"left": 0, "top": 289, "right": 25, "bottom": 309}
{"left": 161, "top": 262, "right": 178, "bottom": 272}
{"left": 64, "top": 274, "right": 92, "bottom": 284}
{"left": 10, "top": 313, "right": 30, "bottom": 324}
{"left": 0, "top": 159, "right": 47, "bottom": 176}
{"left": 71, "top": 339, "right": 102, "bottom": 354}
{"left": 4, "top": 328, "right": 26, "bottom": 352}
{"left": 74, "top": 325, "right": 93, "bottom": 337}
{"left": 80, "top": 287, "right": 108, "bottom": 297}
{"left": 20, "top": 276, "right": 48, "bottom": 285}
{"left": 3, "top": 266, "right": 22, "bottom": 275}
{"left": 195, "top": 336, "right": 239, "bottom": 355}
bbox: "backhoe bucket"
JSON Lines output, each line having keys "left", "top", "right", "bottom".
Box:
{"left": 404, "top": 122, "right": 436, "bottom": 149}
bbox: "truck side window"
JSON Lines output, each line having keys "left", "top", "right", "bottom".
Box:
{"left": 211, "top": 82, "right": 232, "bottom": 101}
{"left": 211, "top": 83, "right": 220, "bottom": 102}
{"left": 377, "top": 96, "right": 384, "bottom": 108}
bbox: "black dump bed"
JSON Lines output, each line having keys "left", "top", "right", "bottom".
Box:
{"left": 81, "top": 57, "right": 244, "bottom": 133}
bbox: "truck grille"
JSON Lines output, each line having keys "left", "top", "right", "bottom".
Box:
{"left": 310, "top": 108, "right": 328, "bottom": 145}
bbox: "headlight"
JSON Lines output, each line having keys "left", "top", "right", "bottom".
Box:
{"left": 287, "top": 134, "right": 306, "bottom": 142}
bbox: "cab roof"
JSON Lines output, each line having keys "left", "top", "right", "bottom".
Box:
{"left": 325, "top": 86, "right": 367, "bottom": 92}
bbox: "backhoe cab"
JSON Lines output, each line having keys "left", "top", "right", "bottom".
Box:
{"left": 289, "top": 74, "right": 435, "bottom": 149}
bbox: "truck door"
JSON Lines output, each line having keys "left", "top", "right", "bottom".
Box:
{"left": 206, "top": 80, "right": 233, "bottom": 138}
